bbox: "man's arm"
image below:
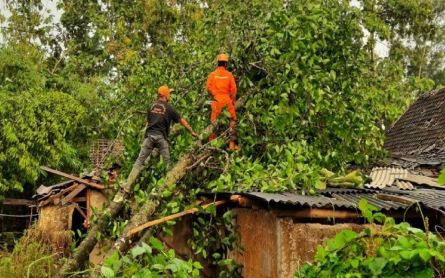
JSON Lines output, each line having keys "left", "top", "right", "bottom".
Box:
{"left": 230, "top": 74, "right": 237, "bottom": 101}
{"left": 179, "top": 118, "right": 198, "bottom": 137}
{"left": 206, "top": 73, "right": 216, "bottom": 97}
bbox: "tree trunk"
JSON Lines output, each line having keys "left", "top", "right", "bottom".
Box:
{"left": 56, "top": 200, "right": 124, "bottom": 277}
{"left": 56, "top": 97, "right": 246, "bottom": 277}
{"left": 111, "top": 152, "right": 196, "bottom": 254}
{"left": 109, "top": 96, "right": 246, "bottom": 254}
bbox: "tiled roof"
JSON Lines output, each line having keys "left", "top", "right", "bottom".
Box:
{"left": 384, "top": 88, "right": 445, "bottom": 164}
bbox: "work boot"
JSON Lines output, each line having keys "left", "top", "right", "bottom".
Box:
{"left": 229, "top": 140, "right": 240, "bottom": 151}
{"left": 122, "top": 166, "right": 141, "bottom": 193}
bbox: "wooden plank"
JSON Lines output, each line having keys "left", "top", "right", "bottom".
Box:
{"left": 72, "top": 197, "right": 87, "bottom": 203}
{"left": 74, "top": 204, "right": 88, "bottom": 220}
{"left": 127, "top": 201, "right": 226, "bottom": 237}
{"left": 40, "top": 166, "right": 104, "bottom": 190}
{"left": 1, "top": 198, "right": 36, "bottom": 206}
{"left": 61, "top": 184, "right": 87, "bottom": 205}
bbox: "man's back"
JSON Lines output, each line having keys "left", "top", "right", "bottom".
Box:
{"left": 146, "top": 100, "right": 181, "bottom": 139}
{"left": 206, "top": 67, "right": 237, "bottom": 98}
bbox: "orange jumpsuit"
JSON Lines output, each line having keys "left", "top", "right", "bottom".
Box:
{"left": 206, "top": 66, "right": 237, "bottom": 122}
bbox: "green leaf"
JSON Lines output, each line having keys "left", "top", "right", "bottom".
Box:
{"left": 315, "top": 180, "right": 326, "bottom": 190}
{"left": 150, "top": 237, "right": 164, "bottom": 251}
{"left": 350, "top": 258, "right": 359, "bottom": 268}
{"left": 400, "top": 250, "right": 415, "bottom": 260}
{"left": 131, "top": 245, "right": 147, "bottom": 258}
{"left": 418, "top": 249, "right": 432, "bottom": 262}
{"left": 438, "top": 169, "right": 445, "bottom": 185}
{"left": 101, "top": 266, "right": 115, "bottom": 278}
{"left": 367, "top": 257, "right": 387, "bottom": 275}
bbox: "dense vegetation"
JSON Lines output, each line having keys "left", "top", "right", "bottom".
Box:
{"left": 1, "top": 0, "right": 445, "bottom": 277}
{"left": 297, "top": 200, "right": 445, "bottom": 277}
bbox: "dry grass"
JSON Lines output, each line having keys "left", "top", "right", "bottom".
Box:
{"left": 0, "top": 229, "right": 62, "bottom": 278}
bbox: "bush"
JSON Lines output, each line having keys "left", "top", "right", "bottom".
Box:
{"left": 296, "top": 200, "right": 445, "bottom": 277}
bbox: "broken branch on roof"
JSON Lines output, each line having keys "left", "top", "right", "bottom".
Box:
{"left": 40, "top": 166, "right": 104, "bottom": 190}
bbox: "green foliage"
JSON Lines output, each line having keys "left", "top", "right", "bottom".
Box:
{"left": 296, "top": 200, "right": 445, "bottom": 277}
{"left": 0, "top": 89, "right": 86, "bottom": 196}
{"left": 189, "top": 208, "right": 242, "bottom": 277}
{"left": 437, "top": 168, "right": 445, "bottom": 185}
{"left": 101, "top": 236, "right": 202, "bottom": 278}
{"left": 1, "top": 0, "right": 440, "bottom": 196}
{"left": 0, "top": 45, "right": 46, "bottom": 92}
{"left": 2, "top": 0, "right": 445, "bottom": 276}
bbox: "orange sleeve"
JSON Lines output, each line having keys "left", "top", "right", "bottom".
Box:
{"left": 230, "top": 74, "right": 237, "bottom": 100}
{"left": 206, "top": 73, "right": 216, "bottom": 97}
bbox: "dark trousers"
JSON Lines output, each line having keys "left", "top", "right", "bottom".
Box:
{"left": 134, "top": 134, "right": 170, "bottom": 168}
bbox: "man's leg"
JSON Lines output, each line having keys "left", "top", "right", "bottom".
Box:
{"left": 123, "top": 136, "right": 155, "bottom": 192}
{"left": 209, "top": 100, "right": 222, "bottom": 141}
{"left": 227, "top": 102, "right": 240, "bottom": 151}
{"left": 155, "top": 135, "right": 171, "bottom": 169}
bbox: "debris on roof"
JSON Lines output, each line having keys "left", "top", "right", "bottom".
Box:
{"left": 365, "top": 167, "right": 441, "bottom": 190}
{"left": 368, "top": 167, "right": 410, "bottom": 189}
{"left": 384, "top": 88, "right": 445, "bottom": 166}
{"left": 202, "top": 184, "right": 445, "bottom": 213}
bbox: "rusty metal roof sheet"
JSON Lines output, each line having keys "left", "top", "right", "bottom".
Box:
{"left": 384, "top": 88, "right": 445, "bottom": 163}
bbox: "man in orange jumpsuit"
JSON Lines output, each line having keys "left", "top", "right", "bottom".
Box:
{"left": 206, "top": 53, "right": 240, "bottom": 151}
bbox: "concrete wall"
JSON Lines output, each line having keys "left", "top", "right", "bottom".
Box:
{"left": 232, "top": 208, "right": 367, "bottom": 278}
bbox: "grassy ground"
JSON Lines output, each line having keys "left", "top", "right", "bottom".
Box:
{"left": 0, "top": 229, "right": 61, "bottom": 278}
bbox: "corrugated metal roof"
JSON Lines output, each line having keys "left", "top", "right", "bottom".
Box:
{"left": 203, "top": 185, "right": 445, "bottom": 212}
{"left": 365, "top": 167, "right": 443, "bottom": 190}
{"left": 381, "top": 187, "right": 445, "bottom": 210}
{"left": 394, "top": 180, "right": 414, "bottom": 190}
{"left": 240, "top": 192, "right": 352, "bottom": 209}
{"left": 331, "top": 193, "right": 408, "bottom": 210}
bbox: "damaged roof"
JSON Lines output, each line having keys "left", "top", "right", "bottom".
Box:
{"left": 202, "top": 166, "right": 445, "bottom": 212}
{"left": 205, "top": 186, "right": 445, "bottom": 212}
{"left": 384, "top": 88, "right": 445, "bottom": 166}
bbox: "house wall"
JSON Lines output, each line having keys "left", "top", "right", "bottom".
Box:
{"left": 37, "top": 205, "right": 74, "bottom": 253}
{"left": 232, "top": 208, "right": 368, "bottom": 278}
{"left": 230, "top": 209, "right": 279, "bottom": 278}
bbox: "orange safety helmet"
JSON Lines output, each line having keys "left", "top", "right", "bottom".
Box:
{"left": 217, "top": 53, "right": 229, "bottom": 62}
{"left": 158, "top": 85, "right": 173, "bottom": 99}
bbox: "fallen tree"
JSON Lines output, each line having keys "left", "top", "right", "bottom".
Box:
{"left": 56, "top": 98, "right": 245, "bottom": 277}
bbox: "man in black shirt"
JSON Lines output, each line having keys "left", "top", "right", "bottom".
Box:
{"left": 123, "top": 85, "right": 197, "bottom": 193}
